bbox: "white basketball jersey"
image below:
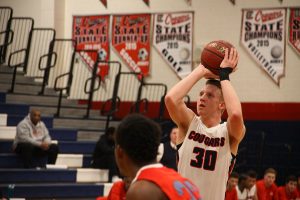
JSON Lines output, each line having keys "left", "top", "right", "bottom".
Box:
{"left": 177, "top": 116, "right": 233, "bottom": 200}
{"left": 236, "top": 185, "right": 256, "bottom": 200}
{"left": 247, "top": 185, "right": 257, "bottom": 199}
{"left": 236, "top": 185, "right": 248, "bottom": 200}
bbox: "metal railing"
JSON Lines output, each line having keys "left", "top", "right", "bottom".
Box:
{"left": 0, "top": 7, "right": 13, "bottom": 65}
{"left": 131, "top": 81, "right": 168, "bottom": 120}
{"left": 6, "top": 17, "right": 34, "bottom": 93}
{"left": 98, "top": 61, "right": 122, "bottom": 129}
{"left": 52, "top": 39, "right": 76, "bottom": 116}
{"left": 83, "top": 50, "right": 100, "bottom": 118}
{"left": 102, "top": 71, "right": 142, "bottom": 129}
{"left": 24, "top": 28, "right": 56, "bottom": 94}
{"left": 50, "top": 39, "right": 76, "bottom": 95}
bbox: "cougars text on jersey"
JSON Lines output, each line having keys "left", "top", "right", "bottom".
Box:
{"left": 188, "top": 130, "right": 225, "bottom": 147}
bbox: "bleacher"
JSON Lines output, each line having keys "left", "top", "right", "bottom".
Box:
{"left": 0, "top": 96, "right": 111, "bottom": 199}
{"left": 0, "top": 6, "right": 169, "bottom": 199}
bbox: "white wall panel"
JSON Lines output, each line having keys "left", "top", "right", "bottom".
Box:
{"left": 1, "top": 0, "right": 300, "bottom": 102}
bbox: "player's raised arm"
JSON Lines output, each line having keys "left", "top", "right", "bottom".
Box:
{"left": 219, "top": 48, "right": 245, "bottom": 154}
{"left": 165, "top": 64, "right": 216, "bottom": 143}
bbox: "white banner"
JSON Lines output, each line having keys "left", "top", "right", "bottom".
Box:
{"left": 288, "top": 7, "right": 300, "bottom": 56}
{"left": 153, "top": 12, "right": 193, "bottom": 79}
{"left": 241, "top": 8, "right": 286, "bottom": 85}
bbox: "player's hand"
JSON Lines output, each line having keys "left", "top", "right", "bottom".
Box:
{"left": 220, "top": 48, "right": 239, "bottom": 72}
{"left": 198, "top": 63, "right": 218, "bottom": 79}
{"left": 40, "top": 142, "right": 50, "bottom": 150}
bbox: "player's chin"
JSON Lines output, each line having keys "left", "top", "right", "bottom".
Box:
{"left": 197, "top": 108, "right": 204, "bottom": 115}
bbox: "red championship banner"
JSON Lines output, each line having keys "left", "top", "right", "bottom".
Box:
{"left": 112, "top": 14, "right": 151, "bottom": 76}
{"left": 153, "top": 12, "right": 193, "bottom": 78}
{"left": 241, "top": 8, "right": 286, "bottom": 85}
{"left": 142, "top": 0, "right": 149, "bottom": 7}
{"left": 99, "top": 0, "right": 107, "bottom": 8}
{"left": 72, "top": 15, "right": 110, "bottom": 78}
{"left": 289, "top": 7, "right": 300, "bottom": 56}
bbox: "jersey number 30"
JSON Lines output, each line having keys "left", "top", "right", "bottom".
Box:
{"left": 190, "top": 147, "right": 217, "bottom": 171}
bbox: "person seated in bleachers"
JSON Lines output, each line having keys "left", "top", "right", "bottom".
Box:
{"left": 256, "top": 168, "right": 279, "bottom": 200}
{"left": 235, "top": 171, "right": 258, "bottom": 200}
{"left": 92, "top": 126, "right": 119, "bottom": 182}
{"left": 158, "top": 126, "right": 178, "bottom": 171}
{"left": 225, "top": 172, "right": 238, "bottom": 200}
{"left": 12, "top": 109, "right": 59, "bottom": 168}
{"left": 246, "top": 170, "right": 258, "bottom": 200}
{"left": 237, "top": 173, "right": 249, "bottom": 200}
{"left": 277, "top": 175, "right": 299, "bottom": 200}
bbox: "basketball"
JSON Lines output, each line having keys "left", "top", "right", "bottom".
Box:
{"left": 200, "top": 40, "right": 235, "bottom": 75}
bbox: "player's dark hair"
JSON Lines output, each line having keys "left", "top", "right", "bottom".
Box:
{"left": 206, "top": 79, "right": 221, "bottom": 89}
{"left": 238, "top": 173, "right": 248, "bottom": 184}
{"left": 105, "top": 126, "right": 116, "bottom": 136}
{"left": 230, "top": 171, "right": 239, "bottom": 179}
{"left": 115, "top": 114, "right": 161, "bottom": 166}
{"left": 285, "top": 175, "right": 297, "bottom": 184}
{"left": 247, "top": 170, "right": 257, "bottom": 179}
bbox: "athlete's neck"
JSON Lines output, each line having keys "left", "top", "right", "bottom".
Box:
{"left": 238, "top": 185, "right": 246, "bottom": 192}
{"left": 201, "top": 116, "right": 221, "bottom": 128}
{"left": 131, "top": 161, "right": 157, "bottom": 179}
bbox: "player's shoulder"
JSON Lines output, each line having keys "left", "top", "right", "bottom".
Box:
{"left": 127, "top": 180, "right": 168, "bottom": 200}
{"left": 256, "top": 180, "right": 264, "bottom": 187}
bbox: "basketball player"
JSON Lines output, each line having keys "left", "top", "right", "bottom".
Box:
{"left": 256, "top": 168, "right": 278, "bottom": 200}
{"left": 114, "top": 114, "right": 201, "bottom": 200}
{"left": 165, "top": 48, "right": 245, "bottom": 200}
{"left": 225, "top": 172, "right": 239, "bottom": 200}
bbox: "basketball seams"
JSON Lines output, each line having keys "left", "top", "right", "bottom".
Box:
{"left": 202, "top": 48, "right": 224, "bottom": 60}
{"left": 218, "top": 41, "right": 233, "bottom": 49}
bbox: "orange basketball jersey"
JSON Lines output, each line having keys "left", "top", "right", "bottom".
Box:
{"left": 134, "top": 164, "right": 202, "bottom": 200}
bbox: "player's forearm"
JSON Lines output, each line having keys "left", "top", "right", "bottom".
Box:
{"left": 165, "top": 67, "right": 205, "bottom": 105}
{"left": 221, "top": 80, "right": 245, "bottom": 143}
{"left": 221, "top": 80, "right": 243, "bottom": 120}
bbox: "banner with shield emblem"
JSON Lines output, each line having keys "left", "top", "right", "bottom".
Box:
{"left": 241, "top": 8, "right": 286, "bottom": 85}
{"left": 72, "top": 15, "right": 110, "bottom": 79}
{"left": 112, "top": 14, "right": 151, "bottom": 76}
{"left": 153, "top": 12, "right": 194, "bottom": 79}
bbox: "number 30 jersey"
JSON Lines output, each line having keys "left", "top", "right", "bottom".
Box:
{"left": 177, "top": 116, "right": 234, "bottom": 200}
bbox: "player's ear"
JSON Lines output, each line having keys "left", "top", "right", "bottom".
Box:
{"left": 115, "top": 145, "right": 124, "bottom": 159}
{"left": 219, "top": 102, "right": 226, "bottom": 111}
